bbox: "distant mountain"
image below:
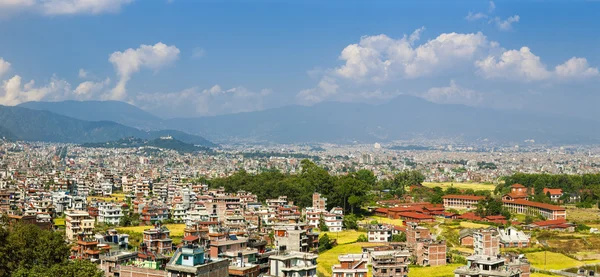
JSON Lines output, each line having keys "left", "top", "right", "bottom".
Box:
{"left": 163, "top": 95, "right": 600, "bottom": 144}
{"left": 18, "top": 100, "right": 161, "bottom": 130}
{"left": 81, "top": 137, "right": 210, "bottom": 153}
{"left": 0, "top": 105, "right": 214, "bottom": 146}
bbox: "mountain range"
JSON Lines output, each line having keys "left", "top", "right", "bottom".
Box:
{"left": 15, "top": 97, "right": 600, "bottom": 145}
{"left": 0, "top": 104, "right": 214, "bottom": 146}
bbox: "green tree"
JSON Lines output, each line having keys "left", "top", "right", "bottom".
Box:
{"left": 319, "top": 215, "right": 329, "bottom": 232}
{"left": 343, "top": 214, "right": 359, "bottom": 230}
{"left": 318, "top": 234, "right": 332, "bottom": 252}
{"left": 392, "top": 170, "right": 424, "bottom": 197}
{"left": 391, "top": 233, "right": 406, "bottom": 242}
{"left": 356, "top": 234, "right": 368, "bottom": 242}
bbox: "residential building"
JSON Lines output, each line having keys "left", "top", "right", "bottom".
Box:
{"left": 371, "top": 250, "right": 410, "bottom": 277}
{"left": 502, "top": 199, "right": 566, "bottom": 220}
{"left": 273, "top": 224, "right": 311, "bottom": 253}
{"left": 98, "top": 203, "right": 124, "bottom": 226}
{"left": 268, "top": 251, "right": 318, "bottom": 277}
{"left": 543, "top": 188, "right": 563, "bottom": 202}
{"left": 498, "top": 227, "right": 530, "bottom": 248}
{"left": 368, "top": 224, "right": 393, "bottom": 243}
{"left": 332, "top": 254, "right": 368, "bottom": 277}
{"left": 143, "top": 226, "right": 173, "bottom": 254}
{"left": 454, "top": 254, "right": 531, "bottom": 277}
{"left": 65, "top": 210, "right": 95, "bottom": 241}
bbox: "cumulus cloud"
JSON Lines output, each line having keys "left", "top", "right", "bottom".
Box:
{"left": 0, "top": 0, "right": 133, "bottom": 17}
{"left": 0, "top": 75, "right": 71, "bottom": 105}
{"left": 493, "top": 15, "right": 520, "bottom": 31}
{"left": 555, "top": 57, "right": 600, "bottom": 79}
{"left": 297, "top": 76, "right": 339, "bottom": 105}
{"left": 0, "top": 58, "right": 10, "bottom": 78}
{"left": 74, "top": 78, "right": 110, "bottom": 99}
{"left": 489, "top": 1, "right": 496, "bottom": 13}
{"left": 333, "top": 28, "right": 492, "bottom": 82}
{"left": 423, "top": 80, "right": 482, "bottom": 106}
{"left": 135, "top": 85, "right": 272, "bottom": 117}
{"left": 475, "top": 47, "right": 551, "bottom": 81}
{"left": 108, "top": 42, "right": 180, "bottom": 100}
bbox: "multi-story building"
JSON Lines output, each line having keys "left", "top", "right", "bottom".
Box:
{"left": 332, "top": 254, "right": 368, "bottom": 277}
{"left": 473, "top": 229, "right": 499, "bottom": 256}
{"left": 371, "top": 250, "right": 410, "bottom": 277}
{"left": 453, "top": 254, "right": 531, "bottom": 277}
{"left": 166, "top": 245, "right": 229, "bottom": 277}
{"left": 367, "top": 224, "right": 393, "bottom": 243}
{"left": 498, "top": 227, "right": 530, "bottom": 248}
{"left": 273, "top": 224, "right": 311, "bottom": 253}
{"left": 442, "top": 195, "right": 485, "bottom": 210}
{"left": 143, "top": 226, "right": 173, "bottom": 254}
{"left": 65, "top": 210, "right": 95, "bottom": 241}
{"left": 98, "top": 203, "right": 124, "bottom": 225}
{"left": 305, "top": 193, "right": 343, "bottom": 232}
{"left": 502, "top": 199, "right": 566, "bottom": 220}
{"left": 268, "top": 251, "right": 318, "bottom": 277}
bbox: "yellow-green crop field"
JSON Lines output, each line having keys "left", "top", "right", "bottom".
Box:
{"left": 422, "top": 182, "right": 496, "bottom": 191}
{"left": 526, "top": 251, "right": 600, "bottom": 270}
{"left": 408, "top": 264, "right": 463, "bottom": 277}
{"left": 117, "top": 224, "right": 186, "bottom": 237}
{"left": 319, "top": 230, "right": 365, "bottom": 245}
{"left": 459, "top": 221, "right": 491, "bottom": 229}
{"left": 53, "top": 218, "right": 65, "bottom": 226}
{"left": 361, "top": 216, "right": 404, "bottom": 226}
{"left": 87, "top": 193, "right": 127, "bottom": 203}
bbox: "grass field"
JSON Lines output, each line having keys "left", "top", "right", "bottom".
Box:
{"left": 422, "top": 182, "right": 496, "bottom": 191}
{"left": 408, "top": 264, "right": 463, "bottom": 277}
{"left": 87, "top": 193, "right": 127, "bottom": 203}
{"left": 53, "top": 218, "right": 65, "bottom": 226}
{"left": 319, "top": 230, "right": 366, "bottom": 244}
{"left": 361, "top": 216, "right": 404, "bottom": 226}
{"left": 526, "top": 251, "right": 600, "bottom": 270}
{"left": 117, "top": 224, "right": 186, "bottom": 236}
{"left": 567, "top": 207, "right": 600, "bottom": 222}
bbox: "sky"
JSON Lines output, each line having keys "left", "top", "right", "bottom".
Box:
{"left": 0, "top": 0, "right": 599, "bottom": 119}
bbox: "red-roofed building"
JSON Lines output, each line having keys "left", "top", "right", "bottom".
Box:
{"left": 526, "top": 218, "right": 575, "bottom": 232}
{"left": 456, "top": 212, "right": 482, "bottom": 221}
{"left": 543, "top": 188, "right": 564, "bottom": 202}
{"left": 503, "top": 199, "right": 566, "bottom": 220}
{"left": 396, "top": 212, "right": 434, "bottom": 223}
{"left": 373, "top": 208, "right": 388, "bottom": 217}
{"left": 483, "top": 215, "right": 507, "bottom": 225}
{"left": 502, "top": 184, "right": 533, "bottom": 201}
{"left": 442, "top": 195, "right": 485, "bottom": 210}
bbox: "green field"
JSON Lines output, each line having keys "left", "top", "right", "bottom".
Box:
{"left": 422, "top": 182, "right": 496, "bottom": 191}
{"left": 319, "top": 230, "right": 366, "bottom": 244}
{"left": 408, "top": 264, "right": 463, "bottom": 277}
{"left": 526, "top": 251, "right": 600, "bottom": 270}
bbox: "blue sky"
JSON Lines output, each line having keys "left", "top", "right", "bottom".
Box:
{"left": 0, "top": 0, "right": 599, "bottom": 119}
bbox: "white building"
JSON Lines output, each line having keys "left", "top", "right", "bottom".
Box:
{"left": 268, "top": 251, "right": 318, "bottom": 277}
{"left": 304, "top": 193, "right": 343, "bottom": 232}
{"left": 98, "top": 204, "right": 124, "bottom": 226}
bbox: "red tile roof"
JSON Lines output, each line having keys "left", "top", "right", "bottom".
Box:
{"left": 543, "top": 188, "right": 563, "bottom": 195}
{"left": 456, "top": 212, "right": 482, "bottom": 221}
{"left": 397, "top": 212, "right": 434, "bottom": 220}
{"left": 442, "top": 194, "right": 485, "bottom": 201}
{"left": 511, "top": 184, "right": 526, "bottom": 188}
{"left": 532, "top": 218, "right": 568, "bottom": 227}
{"left": 503, "top": 199, "right": 566, "bottom": 211}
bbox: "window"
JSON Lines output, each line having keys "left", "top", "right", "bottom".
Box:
{"left": 183, "top": 255, "right": 189, "bottom": 260}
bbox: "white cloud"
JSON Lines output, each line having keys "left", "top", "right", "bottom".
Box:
{"left": 191, "top": 47, "right": 206, "bottom": 59}
{"left": 334, "top": 28, "right": 492, "bottom": 82}
{"left": 0, "top": 58, "right": 11, "bottom": 78}
{"left": 74, "top": 78, "right": 110, "bottom": 98}
{"left": 493, "top": 15, "right": 520, "bottom": 31}
{"left": 465, "top": 12, "right": 487, "bottom": 21}
{"left": 41, "top": 0, "right": 133, "bottom": 15}
{"left": 0, "top": 75, "right": 71, "bottom": 105}
{"left": 78, "top": 68, "right": 88, "bottom": 78}
{"left": 135, "top": 85, "right": 272, "bottom": 117}
{"left": 423, "top": 80, "right": 482, "bottom": 105}
{"left": 297, "top": 76, "right": 339, "bottom": 105}
{"left": 475, "top": 47, "right": 551, "bottom": 81}
{"left": 108, "top": 42, "right": 180, "bottom": 100}
{"left": 555, "top": 57, "right": 600, "bottom": 79}
{"left": 0, "top": 0, "right": 133, "bottom": 18}
{"left": 489, "top": 1, "right": 496, "bottom": 13}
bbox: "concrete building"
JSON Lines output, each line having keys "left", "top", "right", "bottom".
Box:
{"left": 442, "top": 195, "right": 485, "bottom": 210}
{"left": 498, "top": 227, "right": 530, "bottom": 248}
{"left": 98, "top": 203, "right": 124, "bottom": 226}
{"left": 368, "top": 224, "right": 393, "bottom": 243}
{"left": 332, "top": 254, "right": 368, "bottom": 277}
{"left": 273, "top": 224, "right": 311, "bottom": 253}
{"left": 143, "top": 226, "right": 173, "bottom": 255}
{"left": 502, "top": 199, "right": 566, "bottom": 220}
{"left": 371, "top": 250, "right": 410, "bottom": 277}
{"left": 268, "top": 251, "right": 318, "bottom": 277}
{"left": 474, "top": 229, "right": 500, "bottom": 256}
{"left": 65, "top": 209, "right": 95, "bottom": 241}
{"left": 166, "top": 245, "right": 229, "bottom": 277}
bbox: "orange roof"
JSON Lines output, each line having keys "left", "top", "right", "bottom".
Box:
{"left": 504, "top": 199, "right": 565, "bottom": 211}
{"left": 543, "top": 188, "right": 563, "bottom": 195}
{"left": 532, "top": 218, "right": 568, "bottom": 227}
{"left": 442, "top": 194, "right": 485, "bottom": 201}
{"left": 511, "top": 184, "right": 526, "bottom": 188}
{"left": 396, "top": 212, "right": 434, "bottom": 220}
